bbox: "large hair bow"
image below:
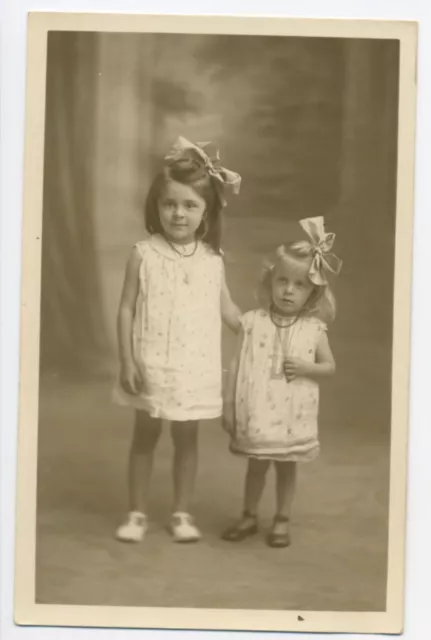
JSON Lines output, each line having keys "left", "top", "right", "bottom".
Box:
{"left": 299, "top": 216, "right": 342, "bottom": 285}
{"left": 164, "top": 136, "right": 241, "bottom": 206}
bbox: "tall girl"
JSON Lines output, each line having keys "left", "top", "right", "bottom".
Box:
{"left": 113, "top": 137, "right": 241, "bottom": 543}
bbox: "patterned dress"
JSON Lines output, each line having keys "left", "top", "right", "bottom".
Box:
{"left": 230, "top": 309, "right": 327, "bottom": 461}
{"left": 113, "top": 234, "right": 224, "bottom": 422}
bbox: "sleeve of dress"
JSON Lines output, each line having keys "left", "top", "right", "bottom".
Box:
{"left": 131, "top": 241, "right": 147, "bottom": 297}
{"left": 133, "top": 240, "right": 148, "bottom": 259}
{"left": 319, "top": 320, "right": 328, "bottom": 333}
{"left": 239, "top": 310, "right": 256, "bottom": 334}
{"left": 314, "top": 318, "right": 328, "bottom": 349}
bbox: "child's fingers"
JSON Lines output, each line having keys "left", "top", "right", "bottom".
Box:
{"left": 134, "top": 372, "right": 144, "bottom": 393}
{"left": 121, "top": 377, "right": 133, "bottom": 395}
{"left": 128, "top": 380, "right": 137, "bottom": 395}
{"left": 284, "top": 364, "right": 297, "bottom": 374}
{"left": 127, "top": 373, "right": 142, "bottom": 395}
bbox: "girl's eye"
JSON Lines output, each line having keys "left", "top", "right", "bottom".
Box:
{"left": 185, "top": 201, "right": 198, "bottom": 209}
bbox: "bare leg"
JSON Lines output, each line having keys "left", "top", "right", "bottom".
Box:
{"left": 128, "top": 411, "right": 162, "bottom": 513}
{"left": 171, "top": 420, "right": 199, "bottom": 513}
{"left": 244, "top": 458, "right": 271, "bottom": 516}
{"left": 267, "top": 461, "right": 297, "bottom": 545}
{"left": 222, "top": 458, "right": 271, "bottom": 541}
{"left": 274, "top": 460, "right": 297, "bottom": 519}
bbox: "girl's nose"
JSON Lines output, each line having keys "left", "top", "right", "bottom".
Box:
{"left": 173, "top": 207, "right": 185, "bottom": 219}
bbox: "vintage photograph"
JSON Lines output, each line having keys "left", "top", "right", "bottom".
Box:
{"left": 14, "top": 13, "right": 417, "bottom": 635}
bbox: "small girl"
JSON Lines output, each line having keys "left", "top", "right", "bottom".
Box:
{"left": 113, "top": 137, "right": 241, "bottom": 543}
{"left": 221, "top": 217, "right": 342, "bottom": 548}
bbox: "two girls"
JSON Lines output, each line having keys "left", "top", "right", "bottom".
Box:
{"left": 114, "top": 136, "right": 341, "bottom": 547}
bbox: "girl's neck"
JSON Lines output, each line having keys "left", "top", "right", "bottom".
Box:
{"left": 270, "top": 303, "right": 299, "bottom": 320}
{"left": 162, "top": 233, "right": 197, "bottom": 247}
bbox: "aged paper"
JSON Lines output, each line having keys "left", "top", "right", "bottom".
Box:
{"left": 14, "top": 12, "right": 417, "bottom": 634}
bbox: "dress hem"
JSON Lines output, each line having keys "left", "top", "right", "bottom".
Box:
{"left": 229, "top": 443, "right": 320, "bottom": 463}
{"left": 112, "top": 388, "right": 222, "bottom": 422}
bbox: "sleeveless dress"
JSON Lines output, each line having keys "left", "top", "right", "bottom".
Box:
{"left": 113, "top": 234, "right": 223, "bottom": 422}
{"left": 230, "top": 309, "right": 327, "bottom": 461}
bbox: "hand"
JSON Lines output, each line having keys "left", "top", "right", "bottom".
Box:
{"left": 283, "top": 357, "right": 310, "bottom": 383}
{"left": 120, "top": 361, "right": 144, "bottom": 395}
{"left": 222, "top": 400, "right": 235, "bottom": 435}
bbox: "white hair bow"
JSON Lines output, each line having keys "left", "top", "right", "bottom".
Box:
{"left": 299, "top": 217, "right": 342, "bottom": 285}
{"left": 164, "top": 136, "right": 241, "bottom": 206}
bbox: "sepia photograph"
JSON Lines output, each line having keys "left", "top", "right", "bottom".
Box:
{"left": 14, "top": 12, "right": 417, "bottom": 635}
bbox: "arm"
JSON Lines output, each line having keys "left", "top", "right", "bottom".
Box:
{"left": 222, "top": 327, "right": 245, "bottom": 432}
{"left": 308, "top": 330, "right": 336, "bottom": 378}
{"left": 284, "top": 330, "right": 336, "bottom": 382}
{"left": 117, "top": 247, "right": 143, "bottom": 393}
{"left": 220, "top": 266, "right": 242, "bottom": 334}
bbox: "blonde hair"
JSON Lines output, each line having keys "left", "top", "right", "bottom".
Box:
{"left": 257, "top": 241, "right": 337, "bottom": 324}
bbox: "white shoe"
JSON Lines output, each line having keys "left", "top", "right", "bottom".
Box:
{"left": 116, "top": 511, "right": 148, "bottom": 542}
{"left": 170, "top": 512, "right": 201, "bottom": 542}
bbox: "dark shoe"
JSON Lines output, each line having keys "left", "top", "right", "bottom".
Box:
{"left": 267, "top": 515, "right": 291, "bottom": 548}
{"left": 221, "top": 511, "right": 258, "bottom": 542}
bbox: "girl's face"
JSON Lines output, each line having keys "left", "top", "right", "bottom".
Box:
{"left": 158, "top": 180, "right": 206, "bottom": 244}
{"left": 271, "top": 257, "right": 315, "bottom": 316}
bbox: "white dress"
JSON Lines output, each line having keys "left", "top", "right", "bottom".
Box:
{"left": 113, "top": 234, "right": 223, "bottom": 421}
{"left": 230, "top": 309, "right": 327, "bottom": 461}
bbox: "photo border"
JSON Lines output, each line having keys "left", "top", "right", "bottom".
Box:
{"left": 14, "top": 11, "right": 418, "bottom": 634}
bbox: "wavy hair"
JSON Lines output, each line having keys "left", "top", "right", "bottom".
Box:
{"left": 257, "top": 241, "right": 337, "bottom": 324}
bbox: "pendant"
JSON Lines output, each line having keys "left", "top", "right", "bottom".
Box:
{"left": 271, "top": 359, "right": 285, "bottom": 379}
{"left": 183, "top": 273, "right": 189, "bottom": 285}
{"left": 271, "top": 349, "right": 285, "bottom": 380}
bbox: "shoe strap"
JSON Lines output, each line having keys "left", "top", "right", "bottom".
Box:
{"left": 129, "top": 511, "right": 147, "bottom": 524}
{"left": 172, "top": 511, "right": 193, "bottom": 524}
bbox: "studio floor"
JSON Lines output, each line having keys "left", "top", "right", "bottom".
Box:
{"left": 36, "top": 371, "right": 389, "bottom": 611}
